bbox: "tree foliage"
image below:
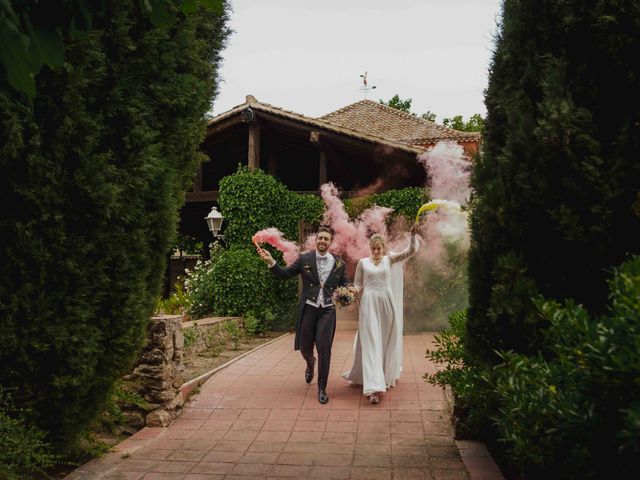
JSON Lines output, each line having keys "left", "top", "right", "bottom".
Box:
{"left": 380, "top": 94, "right": 482, "bottom": 131}
{"left": 442, "top": 113, "right": 484, "bottom": 132}
{"left": 0, "top": 0, "right": 225, "bottom": 100}
{"left": 0, "top": 0, "right": 231, "bottom": 449}
{"left": 467, "top": 0, "right": 640, "bottom": 362}
{"left": 379, "top": 94, "right": 413, "bottom": 113}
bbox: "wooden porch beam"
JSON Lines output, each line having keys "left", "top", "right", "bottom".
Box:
{"left": 319, "top": 150, "right": 328, "bottom": 186}
{"left": 248, "top": 121, "right": 260, "bottom": 171}
{"left": 185, "top": 191, "right": 219, "bottom": 203}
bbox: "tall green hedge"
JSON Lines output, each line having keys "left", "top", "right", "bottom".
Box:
{"left": 344, "top": 187, "right": 427, "bottom": 221}
{"left": 215, "top": 167, "right": 323, "bottom": 329}
{"left": 0, "top": 1, "right": 230, "bottom": 449}
{"left": 219, "top": 166, "right": 324, "bottom": 246}
{"left": 467, "top": 0, "right": 640, "bottom": 362}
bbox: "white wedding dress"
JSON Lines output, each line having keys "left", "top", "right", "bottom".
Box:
{"left": 342, "top": 235, "right": 419, "bottom": 395}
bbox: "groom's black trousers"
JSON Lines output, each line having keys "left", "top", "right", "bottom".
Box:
{"left": 299, "top": 304, "right": 336, "bottom": 391}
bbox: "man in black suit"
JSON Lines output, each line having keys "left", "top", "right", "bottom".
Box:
{"left": 257, "top": 227, "right": 349, "bottom": 404}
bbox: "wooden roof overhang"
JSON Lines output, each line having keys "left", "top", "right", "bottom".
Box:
{"left": 191, "top": 99, "right": 427, "bottom": 204}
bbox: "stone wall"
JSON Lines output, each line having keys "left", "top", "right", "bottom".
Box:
{"left": 127, "top": 315, "right": 186, "bottom": 427}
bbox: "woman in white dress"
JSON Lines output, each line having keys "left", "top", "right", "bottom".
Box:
{"left": 342, "top": 224, "right": 420, "bottom": 404}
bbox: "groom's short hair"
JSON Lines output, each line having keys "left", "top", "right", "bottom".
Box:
{"left": 317, "top": 226, "right": 333, "bottom": 238}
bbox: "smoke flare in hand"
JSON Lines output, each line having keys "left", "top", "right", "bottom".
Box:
{"left": 252, "top": 228, "right": 300, "bottom": 265}
{"left": 415, "top": 199, "right": 462, "bottom": 223}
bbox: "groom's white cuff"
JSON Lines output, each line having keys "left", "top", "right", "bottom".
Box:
{"left": 268, "top": 259, "right": 276, "bottom": 268}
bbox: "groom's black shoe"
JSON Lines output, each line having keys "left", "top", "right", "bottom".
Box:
{"left": 305, "top": 358, "right": 316, "bottom": 384}
{"left": 318, "top": 389, "right": 329, "bottom": 404}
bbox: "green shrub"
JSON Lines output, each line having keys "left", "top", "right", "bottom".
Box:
{"left": 424, "top": 310, "right": 494, "bottom": 437}
{"left": 223, "top": 319, "right": 243, "bottom": 350}
{"left": 215, "top": 168, "right": 321, "bottom": 329}
{"left": 184, "top": 243, "right": 225, "bottom": 318}
{"left": 0, "top": 2, "right": 231, "bottom": 449}
{"left": 183, "top": 326, "right": 199, "bottom": 349}
{"left": 344, "top": 187, "right": 427, "bottom": 221}
{"left": 243, "top": 310, "right": 271, "bottom": 336}
{"left": 0, "top": 388, "right": 57, "bottom": 479}
{"left": 492, "top": 256, "right": 639, "bottom": 477}
{"left": 156, "top": 282, "right": 188, "bottom": 315}
{"left": 492, "top": 349, "right": 590, "bottom": 477}
{"left": 219, "top": 166, "right": 323, "bottom": 247}
{"left": 210, "top": 247, "right": 297, "bottom": 330}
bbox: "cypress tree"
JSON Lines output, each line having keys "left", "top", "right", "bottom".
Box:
{"left": 0, "top": 1, "right": 230, "bottom": 448}
{"left": 467, "top": 0, "right": 640, "bottom": 362}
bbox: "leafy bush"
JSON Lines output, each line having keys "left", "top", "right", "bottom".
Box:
{"left": 210, "top": 247, "right": 297, "bottom": 330}
{"left": 0, "top": 388, "right": 57, "bottom": 479}
{"left": 425, "top": 310, "right": 494, "bottom": 437}
{"left": 212, "top": 168, "right": 323, "bottom": 329}
{"left": 184, "top": 243, "right": 225, "bottom": 318}
{"left": 244, "top": 309, "right": 274, "bottom": 336}
{"left": 491, "top": 255, "right": 640, "bottom": 478}
{"left": 344, "top": 187, "right": 427, "bottom": 221}
{"left": 433, "top": 257, "right": 640, "bottom": 478}
{"left": 156, "top": 282, "right": 188, "bottom": 315}
{"left": 492, "top": 349, "right": 590, "bottom": 477}
{"left": 219, "top": 166, "right": 323, "bottom": 247}
{"left": 0, "top": 2, "right": 231, "bottom": 449}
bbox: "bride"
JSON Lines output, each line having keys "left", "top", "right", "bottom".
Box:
{"left": 342, "top": 224, "right": 420, "bottom": 404}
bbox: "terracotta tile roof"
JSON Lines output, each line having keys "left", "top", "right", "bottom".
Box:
{"left": 208, "top": 96, "right": 424, "bottom": 154}
{"left": 318, "top": 99, "right": 480, "bottom": 145}
{"left": 208, "top": 96, "right": 479, "bottom": 153}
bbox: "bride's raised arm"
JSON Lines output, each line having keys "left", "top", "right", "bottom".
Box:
{"left": 389, "top": 225, "right": 420, "bottom": 264}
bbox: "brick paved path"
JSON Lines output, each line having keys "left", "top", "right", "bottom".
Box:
{"left": 66, "top": 331, "right": 502, "bottom": 480}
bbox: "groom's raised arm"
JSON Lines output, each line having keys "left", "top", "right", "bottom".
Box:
{"left": 270, "top": 254, "right": 303, "bottom": 280}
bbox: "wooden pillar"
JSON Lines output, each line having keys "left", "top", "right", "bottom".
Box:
{"left": 319, "top": 150, "right": 327, "bottom": 187}
{"left": 248, "top": 122, "right": 260, "bottom": 171}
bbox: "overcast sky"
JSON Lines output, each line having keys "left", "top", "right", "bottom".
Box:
{"left": 212, "top": 0, "right": 503, "bottom": 121}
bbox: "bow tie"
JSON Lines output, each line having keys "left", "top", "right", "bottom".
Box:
{"left": 317, "top": 255, "right": 328, "bottom": 264}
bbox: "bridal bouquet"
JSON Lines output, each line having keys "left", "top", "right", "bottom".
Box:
{"left": 332, "top": 285, "right": 358, "bottom": 309}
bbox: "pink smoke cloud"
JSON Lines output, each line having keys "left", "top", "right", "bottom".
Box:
{"left": 252, "top": 228, "right": 300, "bottom": 265}
{"left": 304, "top": 183, "right": 394, "bottom": 265}
{"left": 418, "top": 141, "right": 471, "bottom": 205}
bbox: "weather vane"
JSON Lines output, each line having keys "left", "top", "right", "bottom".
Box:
{"left": 359, "top": 71, "right": 376, "bottom": 99}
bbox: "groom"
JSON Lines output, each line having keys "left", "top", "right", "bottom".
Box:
{"left": 257, "top": 227, "right": 349, "bottom": 404}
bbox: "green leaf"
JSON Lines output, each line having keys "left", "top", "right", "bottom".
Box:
{"left": 199, "top": 0, "right": 225, "bottom": 14}
{"left": 181, "top": 0, "right": 198, "bottom": 14}
{"left": 0, "top": 14, "right": 36, "bottom": 99}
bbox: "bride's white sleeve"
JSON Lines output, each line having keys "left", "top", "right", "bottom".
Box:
{"left": 354, "top": 259, "right": 364, "bottom": 291}
{"left": 389, "top": 234, "right": 420, "bottom": 264}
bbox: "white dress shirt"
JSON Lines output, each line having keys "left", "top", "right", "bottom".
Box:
{"left": 269, "top": 251, "right": 335, "bottom": 308}
{"left": 306, "top": 251, "right": 335, "bottom": 308}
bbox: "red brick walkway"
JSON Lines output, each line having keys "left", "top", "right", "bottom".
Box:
{"left": 66, "top": 331, "right": 502, "bottom": 480}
